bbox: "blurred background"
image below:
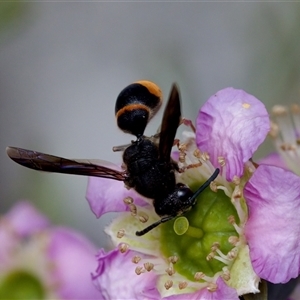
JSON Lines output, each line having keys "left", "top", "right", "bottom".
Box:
{"left": 1, "top": 2, "right": 300, "bottom": 248}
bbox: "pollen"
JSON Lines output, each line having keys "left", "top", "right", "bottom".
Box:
{"left": 178, "top": 281, "right": 188, "bottom": 290}
{"left": 242, "top": 103, "right": 251, "bottom": 109}
{"left": 117, "top": 229, "right": 125, "bottom": 238}
{"left": 132, "top": 256, "right": 141, "bottom": 264}
{"left": 164, "top": 280, "right": 173, "bottom": 290}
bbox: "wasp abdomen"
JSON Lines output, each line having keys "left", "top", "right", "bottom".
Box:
{"left": 115, "top": 81, "right": 162, "bottom": 137}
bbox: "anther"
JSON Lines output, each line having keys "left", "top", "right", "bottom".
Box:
{"left": 132, "top": 256, "right": 141, "bottom": 264}
{"left": 232, "top": 176, "right": 240, "bottom": 185}
{"left": 135, "top": 266, "right": 145, "bottom": 275}
{"left": 193, "top": 148, "right": 201, "bottom": 159}
{"left": 128, "top": 203, "right": 137, "bottom": 216}
{"left": 222, "top": 267, "right": 231, "bottom": 281}
{"left": 269, "top": 121, "right": 279, "bottom": 138}
{"left": 178, "top": 281, "right": 188, "bottom": 290}
{"left": 143, "top": 262, "right": 154, "bottom": 272}
{"left": 117, "top": 229, "right": 125, "bottom": 238}
{"left": 227, "top": 248, "right": 238, "bottom": 260}
{"left": 168, "top": 256, "right": 178, "bottom": 264}
{"left": 291, "top": 104, "right": 300, "bottom": 114}
{"left": 202, "top": 152, "right": 210, "bottom": 161}
{"left": 210, "top": 181, "right": 217, "bottom": 192}
{"left": 217, "top": 156, "right": 225, "bottom": 167}
{"left": 206, "top": 252, "right": 215, "bottom": 261}
{"left": 281, "top": 143, "right": 296, "bottom": 151}
{"left": 165, "top": 266, "right": 175, "bottom": 276}
{"left": 228, "top": 215, "right": 236, "bottom": 225}
{"left": 211, "top": 242, "right": 220, "bottom": 252}
{"left": 272, "top": 105, "right": 287, "bottom": 116}
{"left": 164, "top": 280, "right": 173, "bottom": 290}
{"left": 123, "top": 197, "right": 134, "bottom": 205}
{"left": 118, "top": 243, "right": 129, "bottom": 253}
{"left": 138, "top": 212, "right": 149, "bottom": 223}
{"left": 228, "top": 236, "right": 239, "bottom": 246}
{"left": 194, "top": 272, "right": 205, "bottom": 281}
{"left": 207, "top": 282, "right": 218, "bottom": 292}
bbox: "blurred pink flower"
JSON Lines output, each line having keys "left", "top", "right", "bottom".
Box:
{"left": 0, "top": 201, "right": 100, "bottom": 299}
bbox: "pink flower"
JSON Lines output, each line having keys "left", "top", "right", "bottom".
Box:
{"left": 0, "top": 201, "right": 100, "bottom": 299}
{"left": 88, "top": 87, "right": 300, "bottom": 299}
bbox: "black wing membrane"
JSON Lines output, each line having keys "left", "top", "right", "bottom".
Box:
{"left": 6, "top": 147, "right": 125, "bottom": 181}
{"left": 158, "top": 84, "right": 181, "bottom": 162}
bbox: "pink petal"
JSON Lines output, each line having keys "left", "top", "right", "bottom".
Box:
{"left": 86, "top": 177, "right": 148, "bottom": 218}
{"left": 93, "top": 247, "right": 160, "bottom": 300}
{"left": 5, "top": 200, "right": 50, "bottom": 236}
{"left": 196, "top": 88, "right": 269, "bottom": 181}
{"left": 244, "top": 165, "right": 300, "bottom": 283}
{"left": 258, "top": 153, "right": 288, "bottom": 170}
{"left": 163, "top": 277, "right": 239, "bottom": 300}
{"left": 47, "top": 226, "right": 101, "bottom": 299}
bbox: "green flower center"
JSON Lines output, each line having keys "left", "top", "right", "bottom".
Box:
{"left": 160, "top": 187, "right": 239, "bottom": 281}
{"left": 0, "top": 270, "right": 46, "bottom": 299}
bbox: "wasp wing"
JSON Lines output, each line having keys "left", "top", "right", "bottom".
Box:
{"left": 6, "top": 146, "right": 125, "bottom": 181}
{"left": 158, "top": 84, "right": 181, "bottom": 162}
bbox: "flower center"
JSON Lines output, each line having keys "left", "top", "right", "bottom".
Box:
{"left": 160, "top": 187, "right": 239, "bottom": 282}
{"left": 0, "top": 270, "right": 46, "bottom": 299}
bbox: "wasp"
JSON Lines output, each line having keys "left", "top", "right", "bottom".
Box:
{"left": 6, "top": 81, "right": 219, "bottom": 236}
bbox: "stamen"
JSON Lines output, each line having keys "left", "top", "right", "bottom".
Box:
{"left": 143, "top": 262, "right": 154, "bottom": 272}
{"left": 210, "top": 181, "right": 218, "bottom": 192}
{"left": 138, "top": 211, "right": 149, "bottom": 223}
{"left": 228, "top": 215, "right": 242, "bottom": 235}
{"left": 222, "top": 267, "right": 231, "bottom": 281}
{"left": 117, "top": 229, "right": 125, "bottom": 238}
{"left": 165, "top": 266, "right": 175, "bottom": 276}
{"left": 164, "top": 280, "right": 173, "bottom": 290}
{"left": 217, "top": 156, "right": 226, "bottom": 167}
{"left": 207, "top": 282, "right": 218, "bottom": 292}
{"left": 135, "top": 266, "right": 145, "bottom": 275}
{"left": 118, "top": 243, "right": 129, "bottom": 253}
{"left": 168, "top": 256, "right": 179, "bottom": 264}
{"left": 123, "top": 197, "right": 134, "bottom": 205}
{"left": 232, "top": 176, "right": 240, "bottom": 185}
{"left": 194, "top": 272, "right": 206, "bottom": 281}
{"left": 178, "top": 281, "right": 188, "bottom": 290}
{"left": 132, "top": 256, "right": 141, "bottom": 264}
{"left": 128, "top": 203, "right": 137, "bottom": 216}
{"left": 228, "top": 235, "right": 239, "bottom": 246}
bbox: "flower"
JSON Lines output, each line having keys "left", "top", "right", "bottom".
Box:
{"left": 0, "top": 201, "right": 101, "bottom": 299}
{"left": 88, "top": 87, "right": 300, "bottom": 299}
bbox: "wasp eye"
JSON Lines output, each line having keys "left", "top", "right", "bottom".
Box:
{"left": 176, "top": 184, "right": 193, "bottom": 201}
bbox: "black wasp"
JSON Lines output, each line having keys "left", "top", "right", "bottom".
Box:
{"left": 6, "top": 81, "right": 219, "bottom": 236}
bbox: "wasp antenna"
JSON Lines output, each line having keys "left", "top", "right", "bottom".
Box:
{"left": 190, "top": 168, "right": 220, "bottom": 202}
{"left": 135, "top": 215, "right": 174, "bottom": 236}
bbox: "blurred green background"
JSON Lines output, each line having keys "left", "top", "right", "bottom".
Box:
{"left": 1, "top": 2, "right": 299, "bottom": 247}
